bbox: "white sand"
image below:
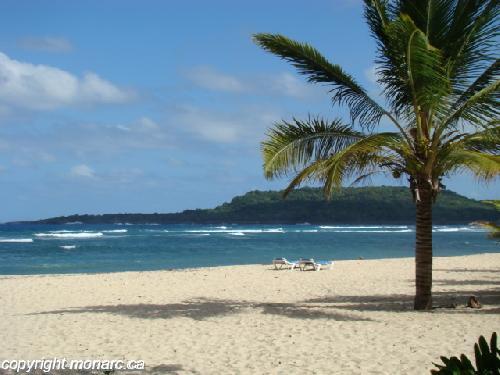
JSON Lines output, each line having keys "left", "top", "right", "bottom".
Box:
{"left": 0, "top": 253, "right": 499, "bottom": 374}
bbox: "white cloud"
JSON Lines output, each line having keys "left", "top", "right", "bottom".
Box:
{"left": 47, "top": 117, "right": 170, "bottom": 156}
{"left": 172, "top": 105, "right": 280, "bottom": 144}
{"left": 364, "top": 65, "right": 380, "bottom": 85}
{"left": 2, "top": 117, "right": 165, "bottom": 181}
{"left": 271, "top": 72, "right": 311, "bottom": 98}
{"left": 70, "top": 164, "right": 96, "bottom": 178}
{"left": 79, "top": 72, "right": 133, "bottom": 104}
{"left": 176, "top": 107, "right": 239, "bottom": 142}
{"left": 17, "top": 36, "right": 73, "bottom": 52}
{"left": 116, "top": 117, "right": 164, "bottom": 138}
{"left": 187, "top": 66, "right": 245, "bottom": 92}
{"left": 68, "top": 164, "right": 144, "bottom": 184}
{"left": 137, "top": 116, "right": 160, "bottom": 131}
{"left": 187, "top": 66, "right": 318, "bottom": 99}
{"left": 0, "top": 52, "right": 134, "bottom": 111}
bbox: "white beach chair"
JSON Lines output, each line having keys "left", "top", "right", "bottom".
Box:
{"left": 272, "top": 257, "right": 297, "bottom": 270}
{"left": 298, "top": 258, "right": 320, "bottom": 271}
{"left": 298, "top": 258, "right": 334, "bottom": 271}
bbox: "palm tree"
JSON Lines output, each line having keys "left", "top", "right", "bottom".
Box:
{"left": 254, "top": 0, "right": 499, "bottom": 310}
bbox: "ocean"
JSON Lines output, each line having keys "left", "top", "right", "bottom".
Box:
{"left": 0, "top": 223, "right": 497, "bottom": 275}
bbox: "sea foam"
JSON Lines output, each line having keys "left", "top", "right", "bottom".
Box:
{"left": 335, "top": 229, "right": 413, "bottom": 233}
{"left": 35, "top": 232, "right": 104, "bottom": 239}
{"left": 184, "top": 228, "right": 284, "bottom": 234}
{"left": 433, "top": 227, "right": 478, "bottom": 232}
{"left": 320, "top": 226, "right": 408, "bottom": 229}
{"left": 0, "top": 238, "right": 33, "bottom": 243}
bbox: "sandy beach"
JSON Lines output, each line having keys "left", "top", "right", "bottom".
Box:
{"left": 1, "top": 253, "right": 499, "bottom": 374}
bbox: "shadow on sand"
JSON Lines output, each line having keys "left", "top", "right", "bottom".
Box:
{"left": 29, "top": 266, "right": 500, "bottom": 321}
{"left": 31, "top": 297, "right": 371, "bottom": 322}
{"left": 305, "top": 288, "right": 500, "bottom": 313}
{"left": 434, "top": 267, "right": 500, "bottom": 274}
{"left": 31, "top": 286, "right": 500, "bottom": 322}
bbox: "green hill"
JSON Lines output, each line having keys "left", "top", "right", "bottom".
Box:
{"left": 26, "top": 186, "right": 499, "bottom": 225}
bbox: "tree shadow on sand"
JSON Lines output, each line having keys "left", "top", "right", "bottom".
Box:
{"left": 29, "top": 269, "right": 500, "bottom": 320}
{"left": 433, "top": 279, "right": 500, "bottom": 286}
{"left": 30, "top": 286, "right": 500, "bottom": 321}
{"left": 31, "top": 298, "right": 371, "bottom": 322}
{"left": 305, "top": 288, "right": 500, "bottom": 314}
{"left": 258, "top": 302, "right": 371, "bottom": 320}
{"left": 434, "top": 268, "right": 500, "bottom": 273}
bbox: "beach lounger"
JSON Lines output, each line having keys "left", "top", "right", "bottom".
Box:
{"left": 297, "top": 258, "right": 319, "bottom": 271}
{"left": 272, "top": 257, "right": 297, "bottom": 270}
{"left": 298, "top": 258, "right": 334, "bottom": 271}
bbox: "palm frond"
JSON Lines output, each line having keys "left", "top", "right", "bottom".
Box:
{"left": 282, "top": 159, "right": 330, "bottom": 197}
{"left": 364, "top": 0, "right": 391, "bottom": 42}
{"left": 382, "top": 14, "right": 450, "bottom": 121}
{"left": 317, "top": 132, "right": 405, "bottom": 196}
{"left": 444, "top": 0, "right": 499, "bottom": 93}
{"left": 261, "top": 117, "right": 364, "bottom": 180}
{"left": 397, "top": 0, "right": 456, "bottom": 46}
{"left": 439, "top": 59, "right": 500, "bottom": 134}
{"left": 253, "top": 33, "right": 392, "bottom": 129}
{"left": 437, "top": 149, "right": 500, "bottom": 180}
{"left": 454, "top": 125, "right": 500, "bottom": 154}
{"left": 269, "top": 128, "right": 404, "bottom": 198}
{"left": 454, "top": 59, "right": 500, "bottom": 106}
{"left": 365, "top": 0, "right": 499, "bottom": 125}
{"left": 349, "top": 171, "right": 382, "bottom": 187}
{"left": 440, "top": 78, "right": 500, "bottom": 130}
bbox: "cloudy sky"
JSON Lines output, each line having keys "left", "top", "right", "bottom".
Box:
{"left": 0, "top": 0, "right": 497, "bottom": 221}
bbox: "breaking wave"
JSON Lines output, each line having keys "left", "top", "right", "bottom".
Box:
{"left": 35, "top": 232, "right": 104, "bottom": 239}
{"left": 320, "top": 226, "right": 409, "bottom": 229}
{"left": 60, "top": 245, "right": 76, "bottom": 250}
{"left": 0, "top": 238, "right": 33, "bottom": 243}
{"left": 184, "top": 228, "right": 284, "bottom": 234}
{"left": 335, "top": 229, "right": 413, "bottom": 233}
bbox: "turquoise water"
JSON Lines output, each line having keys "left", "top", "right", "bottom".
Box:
{"left": 0, "top": 223, "right": 497, "bottom": 275}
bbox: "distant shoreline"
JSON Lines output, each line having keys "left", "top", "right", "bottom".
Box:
{"left": 7, "top": 186, "right": 498, "bottom": 225}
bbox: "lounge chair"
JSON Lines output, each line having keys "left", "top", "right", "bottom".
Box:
{"left": 298, "top": 258, "right": 334, "bottom": 271}
{"left": 298, "top": 258, "right": 319, "bottom": 271}
{"left": 272, "top": 257, "right": 297, "bottom": 270}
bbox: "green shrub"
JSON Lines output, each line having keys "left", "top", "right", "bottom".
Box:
{"left": 431, "top": 332, "right": 499, "bottom": 374}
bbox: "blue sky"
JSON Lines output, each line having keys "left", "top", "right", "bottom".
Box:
{"left": 0, "top": 0, "right": 497, "bottom": 221}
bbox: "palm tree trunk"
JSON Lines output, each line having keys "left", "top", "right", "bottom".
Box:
{"left": 414, "top": 180, "right": 433, "bottom": 310}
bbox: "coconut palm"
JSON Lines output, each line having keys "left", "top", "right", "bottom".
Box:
{"left": 254, "top": 0, "right": 499, "bottom": 309}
